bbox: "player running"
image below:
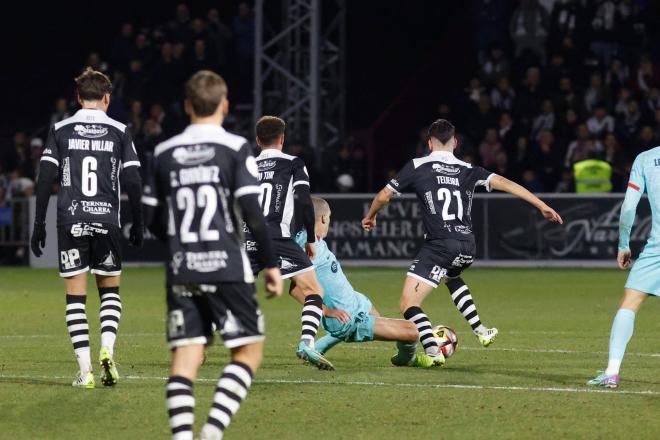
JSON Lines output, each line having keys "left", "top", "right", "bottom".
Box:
{"left": 362, "top": 119, "right": 563, "bottom": 364}
{"left": 246, "top": 116, "right": 333, "bottom": 370}
{"left": 292, "top": 197, "right": 436, "bottom": 368}
{"left": 142, "top": 71, "right": 283, "bottom": 439}
{"left": 30, "top": 68, "right": 143, "bottom": 388}
{"left": 587, "top": 146, "right": 660, "bottom": 389}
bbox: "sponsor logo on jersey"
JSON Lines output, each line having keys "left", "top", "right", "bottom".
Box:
{"left": 185, "top": 250, "right": 229, "bottom": 272}
{"left": 424, "top": 191, "right": 437, "bottom": 214}
{"left": 100, "top": 251, "right": 116, "bottom": 268}
{"left": 172, "top": 145, "right": 216, "bottom": 166}
{"left": 68, "top": 200, "right": 79, "bottom": 215}
{"left": 257, "top": 160, "right": 277, "bottom": 171}
{"left": 279, "top": 257, "right": 298, "bottom": 270}
{"left": 60, "top": 249, "right": 81, "bottom": 270}
{"left": 70, "top": 223, "right": 108, "bottom": 237}
{"left": 454, "top": 225, "right": 472, "bottom": 235}
{"left": 429, "top": 265, "right": 447, "bottom": 282}
{"left": 43, "top": 149, "right": 52, "bottom": 155}
{"left": 432, "top": 163, "right": 461, "bottom": 175}
{"left": 62, "top": 157, "right": 71, "bottom": 187}
{"left": 73, "top": 124, "right": 108, "bottom": 139}
{"left": 451, "top": 253, "right": 474, "bottom": 267}
{"left": 81, "top": 200, "right": 112, "bottom": 215}
{"left": 110, "top": 157, "right": 117, "bottom": 190}
{"left": 331, "top": 261, "right": 338, "bottom": 273}
{"left": 171, "top": 252, "right": 184, "bottom": 275}
{"left": 390, "top": 179, "right": 399, "bottom": 187}
{"left": 245, "top": 240, "right": 258, "bottom": 252}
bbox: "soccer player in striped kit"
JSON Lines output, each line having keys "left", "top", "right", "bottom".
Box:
{"left": 30, "top": 68, "right": 144, "bottom": 388}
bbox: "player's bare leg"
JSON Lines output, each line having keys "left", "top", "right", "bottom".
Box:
{"left": 96, "top": 274, "right": 121, "bottom": 386}
{"left": 399, "top": 276, "right": 444, "bottom": 365}
{"left": 290, "top": 272, "right": 334, "bottom": 370}
{"left": 444, "top": 276, "right": 498, "bottom": 347}
{"left": 63, "top": 273, "right": 94, "bottom": 388}
{"left": 168, "top": 344, "right": 204, "bottom": 439}
{"left": 588, "top": 288, "right": 648, "bottom": 389}
{"left": 200, "top": 342, "right": 263, "bottom": 440}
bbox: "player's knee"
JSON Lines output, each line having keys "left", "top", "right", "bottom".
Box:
{"left": 231, "top": 342, "right": 264, "bottom": 372}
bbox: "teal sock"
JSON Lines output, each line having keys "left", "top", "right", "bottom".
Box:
{"left": 605, "top": 308, "right": 636, "bottom": 376}
{"left": 396, "top": 341, "right": 417, "bottom": 362}
{"left": 315, "top": 334, "right": 342, "bottom": 354}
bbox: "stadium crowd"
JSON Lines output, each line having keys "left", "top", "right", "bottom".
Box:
{"left": 435, "top": 0, "right": 660, "bottom": 193}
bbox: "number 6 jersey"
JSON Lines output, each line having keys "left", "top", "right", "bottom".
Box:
{"left": 142, "top": 124, "right": 261, "bottom": 284}
{"left": 41, "top": 109, "right": 141, "bottom": 226}
{"left": 387, "top": 151, "right": 495, "bottom": 241}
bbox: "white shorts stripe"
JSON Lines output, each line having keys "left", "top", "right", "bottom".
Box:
{"left": 122, "top": 161, "right": 141, "bottom": 168}
{"left": 141, "top": 195, "right": 161, "bottom": 207}
{"left": 406, "top": 272, "right": 438, "bottom": 288}
{"left": 223, "top": 335, "right": 264, "bottom": 349}
{"left": 168, "top": 336, "right": 208, "bottom": 349}
{"left": 91, "top": 269, "right": 121, "bottom": 276}
{"left": 40, "top": 156, "right": 59, "bottom": 166}
{"left": 60, "top": 267, "right": 90, "bottom": 277}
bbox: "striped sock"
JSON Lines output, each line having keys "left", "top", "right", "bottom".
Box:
{"left": 403, "top": 306, "right": 439, "bottom": 356}
{"left": 166, "top": 376, "right": 195, "bottom": 440}
{"left": 301, "top": 294, "right": 323, "bottom": 347}
{"left": 202, "top": 361, "right": 254, "bottom": 439}
{"left": 446, "top": 277, "right": 482, "bottom": 332}
{"left": 66, "top": 294, "right": 91, "bottom": 374}
{"left": 98, "top": 287, "right": 122, "bottom": 355}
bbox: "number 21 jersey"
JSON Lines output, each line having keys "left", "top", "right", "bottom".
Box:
{"left": 41, "top": 109, "right": 141, "bottom": 226}
{"left": 387, "top": 151, "right": 495, "bottom": 241}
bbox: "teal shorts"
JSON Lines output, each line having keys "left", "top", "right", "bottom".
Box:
{"left": 625, "top": 247, "right": 660, "bottom": 296}
{"left": 321, "top": 292, "right": 375, "bottom": 342}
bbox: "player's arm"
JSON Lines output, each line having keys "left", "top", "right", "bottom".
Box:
{"left": 362, "top": 160, "right": 414, "bottom": 231}
{"left": 121, "top": 130, "right": 144, "bottom": 247}
{"left": 617, "top": 156, "right": 645, "bottom": 269}
{"left": 292, "top": 158, "right": 316, "bottom": 258}
{"left": 489, "top": 175, "right": 563, "bottom": 224}
{"left": 31, "top": 126, "right": 59, "bottom": 257}
{"left": 141, "top": 156, "right": 168, "bottom": 243}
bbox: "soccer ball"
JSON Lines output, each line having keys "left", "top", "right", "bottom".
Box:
{"left": 432, "top": 325, "right": 458, "bottom": 358}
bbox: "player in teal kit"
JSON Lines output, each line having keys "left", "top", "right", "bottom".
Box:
{"left": 292, "top": 197, "right": 437, "bottom": 368}
{"left": 588, "top": 146, "right": 660, "bottom": 388}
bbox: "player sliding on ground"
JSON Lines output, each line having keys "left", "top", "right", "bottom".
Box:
{"left": 291, "top": 197, "right": 436, "bottom": 368}
{"left": 142, "top": 71, "right": 283, "bottom": 439}
{"left": 30, "top": 68, "right": 144, "bottom": 388}
{"left": 246, "top": 116, "right": 333, "bottom": 370}
{"left": 587, "top": 146, "right": 660, "bottom": 389}
{"left": 362, "top": 119, "right": 563, "bottom": 365}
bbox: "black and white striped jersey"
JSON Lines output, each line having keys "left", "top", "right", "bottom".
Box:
{"left": 387, "top": 151, "right": 495, "bottom": 241}
{"left": 252, "top": 149, "right": 310, "bottom": 239}
{"left": 142, "top": 124, "right": 261, "bottom": 284}
{"left": 41, "top": 109, "right": 141, "bottom": 227}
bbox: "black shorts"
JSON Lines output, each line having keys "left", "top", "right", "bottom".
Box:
{"left": 246, "top": 237, "right": 314, "bottom": 279}
{"left": 407, "top": 239, "right": 476, "bottom": 288}
{"left": 57, "top": 223, "right": 122, "bottom": 278}
{"left": 166, "top": 282, "right": 264, "bottom": 349}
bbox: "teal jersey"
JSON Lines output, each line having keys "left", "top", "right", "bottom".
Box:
{"left": 619, "top": 146, "right": 660, "bottom": 252}
{"left": 295, "top": 231, "right": 363, "bottom": 313}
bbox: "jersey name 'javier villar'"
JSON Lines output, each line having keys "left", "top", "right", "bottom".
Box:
{"left": 387, "top": 150, "right": 495, "bottom": 241}
{"left": 41, "top": 109, "right": 141, "bottom": 226}
{"left": 143, "top": 124, "right": 261, "bottom": 284}
{"left": 252, "top": 149, "right": 310, "bottom": 238}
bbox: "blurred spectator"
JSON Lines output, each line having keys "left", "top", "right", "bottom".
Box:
{"left": 127, "top": 100, "right": 144, "bottom": 140}
{"left": 586, "top": 104, "right": 615, "bottom": 137}
{"left": 480, "top": 46, "right": 510, "bottom": 86}
{"left": 555, "top": 169, "right": 574, "bottom": 192}
{"left": 122, "top": 59, "right": 147, "bottom": 102}
{"left": 553, "top": 76, "right": 581, "bottom": 115}
{"left": 336, "top": 174, "right": 354, "bottom": 193}
{"left": 516, "top": 67, "right": 543, "bottom": 127}
{"left": 509, "top": 0, "right": 549, "bottom": 62}
{"left": 49, "top": 98, "right": 71, "bottom": 126}
{"left": 473, "top": 0, "right": 511, "bottom": 61}
{"left": 589, "top": 0, "right": 626, "bottom": 66}
{"left": 544, "top": 53, "right": 570, "bottom": 89}
{"left": 605, "top": 58, "right": 629, "bottom": 93}
{"left": 564, "top": 123, "right": 603, "bottom": 167}
{"left": 111, "top": 22, "right": 134, "bottom": 73}
{"left": 86, "top": 51, "right": 108, "bottom": 73}
{"left": 478, "top": 128, "right": 503, "bottom": 168}
{"left": 617, "top": 99, "right": 643, "bottom": 143}
{"left": 206, "top": 8, "right": 232, "bottom": 71}
{"left": 470, "top": 95, "right": 498, "bottom": 142}
{"left": 233, "top": 1, "right": 256, "bottom": 102}
{"left": 6, "top": 168, "right": 34, "bottom": 199}
{"left": 465, "top": 78, "right": 486, "bottom": 104}
{"left": 189, "top": 39, "right": 217, "bottom": 74}
{"left": 531, "top": 99, "right": 556, "bottom": 140}
{"left": 26, "top": 138, "right": 43, "bottom": 180}
{"left": 490, "top": 76, "right": 516, "bottom": 111}
{"left": 493, "top": 150, "right": 515, "bottom": 179}
{"left": 498, "top": 111, "right": 518, "bottom": 153}
{"left": 556, "top": 108, "right": 579, "bottom": 145}
{"left": 548, "top": 0, "right": 585, "bottom": 63}
{"left": 635, "top": 56, "right": 657, "bottom": 93}
{"left": 584, "top": 72, "right": 610, "bottom": 112}
{"left": 520, "top": 168, "right": 544, "bottom": 192}
{"left": 637, "top": 125, "right": 657, "bottom": 152}
{"left": 131, "top": 33, "right": 154, "bottom": 68}
{"left": 534, "top": 129, "right": 562, "bottom": 190}
{"left": 603, "top": 132, "right": 628, "bottom": 189}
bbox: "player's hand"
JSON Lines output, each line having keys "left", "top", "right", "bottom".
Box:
{"left": 129, "top": 222, "right": 144, "bottom": 247}
{"left": 263, "top": 267, "right": 283, "bottom": 298}
{"left": 361, "top": 216, "right": 376, "bottom": 232}
{"left": 325, "top": 308, "right": 350, "bottom": 324}
{"left": 540, "top": 205, "right": 563, "bottom": 224}
{"left": 305, "top": 242, "right": 316, "bottom": 259}
{"left": 617, "top": 249, "right": 632, "bottom": 270}
{"left": 30, "top": 222, "right": 46, "bottom": 257}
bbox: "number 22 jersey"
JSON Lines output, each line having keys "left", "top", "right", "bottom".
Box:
{"left": 41, "top": 109, "right": 141, "bottom": 226}
{"left": 387, "top": 150, "right": 495, "bottom": 242}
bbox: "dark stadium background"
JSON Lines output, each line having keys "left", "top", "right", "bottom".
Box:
{"left": 1, "top": 0, "right": 471, "bottom": 178}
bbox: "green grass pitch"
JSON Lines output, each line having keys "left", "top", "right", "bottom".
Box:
{"left": 2, "top": 267, "right": 660, "bottom": 439}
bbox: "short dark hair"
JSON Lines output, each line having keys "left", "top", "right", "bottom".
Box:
{"left": 185, "top": 70, "right": 228, "bottom": 117}
{"left": 75, "top": 67, "right": 112, "bottom": 101}
{"left": 427, "top": 119, "right": 455, "bottom": 144}
{"left": 256, "top": 116, "right": 286, "bottom": 145}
